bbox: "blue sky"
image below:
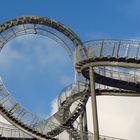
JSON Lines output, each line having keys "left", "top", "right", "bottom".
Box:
{"left": 1, "top": 0, "right": 140, "bottom": 139}
{"left": 0, "top": 35, "right": 74, "bottom": 116}
{"left": 1, "top": 0, "right": 140, "bottom": 41}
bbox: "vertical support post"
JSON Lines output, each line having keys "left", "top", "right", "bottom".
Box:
{"left": 69, "top": 134, "right": 72, "bottom": 140}
{"left": 83, "top": 106, "right": 88, "bottom": 140}
{"left": 89, "top": 66, "right": 99, "bottom": 140}
{"left": 79, "top": 114, "right": 84, "bottom": 140}
{"left": 68, "top": 109, "right": 72, "bottom": 140}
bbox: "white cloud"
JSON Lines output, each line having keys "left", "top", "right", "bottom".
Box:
{"left": 60, "top": 75, "right": 73, "bottom": 86}
{"left": 0, "top": 44, "right": 22, "bottom": 71}
{"left": 0, "top": 35, "right": 73, "bottom": 74}
{"left": 50, "top": 96, "right": 58, "bottom": 116}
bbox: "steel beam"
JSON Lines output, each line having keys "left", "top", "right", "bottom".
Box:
{"left": 89, "top": 66, "right": 99, "bottom": 140}
{"left": 69, "top": 134, "right": 72, "bottom": 140}
{"left": 81, "top": 61, "right": 140, "bottom": 72}
{"left": 83, "top": 106, "right": 88, "bottom": 140}
{"left": 79, "top": 114, "right": 84, "bottom": 140}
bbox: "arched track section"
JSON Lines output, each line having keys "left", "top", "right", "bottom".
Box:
{"left": 0, "top": 16, "right": 89, "bottom": 140}
{"left": 0, "top": 120, "right": 127, "bottom": 140}
{"left": 0, "top": 121, "right": 33, "bottom": 139}
{"left": 0, "top": 16, "right": 86, "bottom": 58}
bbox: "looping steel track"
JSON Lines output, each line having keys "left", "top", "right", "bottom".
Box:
{"left": 0, "top": 16, "right": 139, "bottom": 140}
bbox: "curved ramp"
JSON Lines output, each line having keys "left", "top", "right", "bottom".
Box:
{"left": 75, "top": 39, "right": 140, "bottom": 92}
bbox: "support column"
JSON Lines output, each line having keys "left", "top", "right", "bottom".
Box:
{"left": 89, "top": 66, "right": 99, "bottom": 140}
{"left": 69, "top": 134, "right": 72, "bottom": 140}
{"left": 83, "top": 106, "right": 88, "bottom": 140}
{"left": 79, "top": 114, "right": 84, "bottom": 140}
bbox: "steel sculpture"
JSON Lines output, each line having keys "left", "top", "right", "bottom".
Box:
{"left": 0, "top": 16, "right": 139, "bottom": 140}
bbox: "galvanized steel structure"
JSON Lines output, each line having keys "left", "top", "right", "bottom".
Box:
{"left": 0, "top": 16, "right": 139, "bottom": 140}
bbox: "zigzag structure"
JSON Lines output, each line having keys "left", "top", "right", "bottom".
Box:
{"left": 0, "top": 16, "right": 139, "bottom": 140}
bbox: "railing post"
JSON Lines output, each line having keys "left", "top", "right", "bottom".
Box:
{"left": 89, "top": 66, "right": 99, "bottom": 140}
